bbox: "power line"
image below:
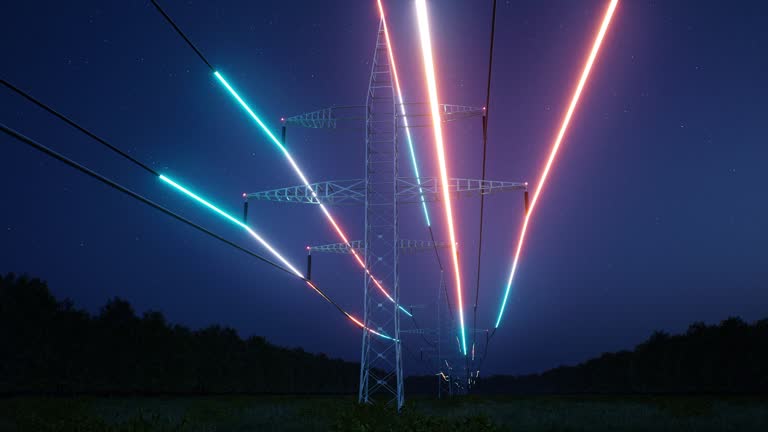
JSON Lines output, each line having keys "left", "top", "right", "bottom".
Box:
{"left": 415, "top": 0, "right": 468, "bottom": 356}
{"left": 0, "top": 123, "right": 289, "bottom": 277}
{"left": 1, "top": 79, "right": 158, "bottom": 177}
{"left": 0, "top": 122, "right": 398, "bottom": 340}
{"left": 494, "top": 0, "right": 619, "bottom": 329}
{"left": 149, "top": 0, "right": 214, "bottom": 72}
{"left": 428, "top": 225, "right": 453, "bottom": 321}
{"left": 377, "top": 0, "right": 453, "bottom": 327}
{"left": 0, "top": 77, "right": 300, "bottom": 278}
{"left": 150, "top": 0, "right": 409, "bottom": 318}
{"left": 472, "top": 0, "right": 498, "bottom": 379}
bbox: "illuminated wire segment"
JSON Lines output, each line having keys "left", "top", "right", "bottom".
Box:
{"left": 214, "top": 72, "right": 411, "bottom": 317}
{"left": 495, "top": 0, "right": 619, "bottom": 328}
{"left": 161, "top": 175, "right": 398, "bottom": 339}
{"left": 159, "top": 175, "right": 397, "bottom": 340}
{"left": 159, "top": 175, "right": 304, "bottom": 277}
{"left": 377, "top": 0, "right": 431, "bottom": 227}
{"left": 415, "top": 0, "right": 467, "bottom": 355}
{"left": 149, "top": 0, "right": 410, "bottom": 317}
{"left": 0, "top": 122, "right": 394, "bottom": 342}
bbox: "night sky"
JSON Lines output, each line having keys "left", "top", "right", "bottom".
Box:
{"left": 2, "top": 0, "right": 767, "bottom": 376}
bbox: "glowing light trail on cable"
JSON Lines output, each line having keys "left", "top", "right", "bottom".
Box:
{"left": 377, "top": 0, "right": 431, "bottom": 226}
{"left": 213, "top": 72, "right": 411, "bottom": 317}
{"left": 160, "top": 175, "right": 303, "bottom": 277}
{"left": 415, "top": 0, "right": 467, "bottom": 355}
{"left": 495, "top": 0, "right": 619, "bottom": 328}
{"left": 158, "top": 174, "right": 396, "bottom": 341}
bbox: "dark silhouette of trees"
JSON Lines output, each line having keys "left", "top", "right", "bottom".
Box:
{"left": 2, "top": 272, "right": 766, "bottom": 396}
{"left": 474, "top": 317, "right": 768, "bottom": 394}
{"left": 0, "top": 273, "right": 359, "bottom": 395}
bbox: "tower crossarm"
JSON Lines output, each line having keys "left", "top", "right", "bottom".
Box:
{"left": 399, "top": 239, "right": 453, "bottom": 254}
{"left": 284, "top": 105, "right": 364, "bottom": 129}
{"left": 245, "top": 179, "right": 365, "bottom": 205}
{"left": 397, "top": 177, "right": 528, "bottom": 203}
{"left": 284, "top": 103, "right": 483, "bottom": 129}
{"left": 246, "top": 177, "right": 526, "bottom": 205}
{"left": 398, "top": 103, "right": 485, "bottom": 128}
{"left": 309, "top": 239, "right": 453, "bottom": 254}
{"left": 309, "top": 240, "right": 364, "bottom": 254}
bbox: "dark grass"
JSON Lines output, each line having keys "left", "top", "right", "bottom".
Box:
{"left": 1, "top": 395, "right": 767, "bottom": 431}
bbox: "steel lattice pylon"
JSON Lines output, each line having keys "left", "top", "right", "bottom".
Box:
{"left": 358, "top": 20, "right": 403, "bottom": 408}
{"left": 244, "top": 20, "right": 528, "bottom": 409}
{"left": 245, "top": 177, "right": 526, "bottom": 205}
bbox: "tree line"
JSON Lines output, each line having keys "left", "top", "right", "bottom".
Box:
{"left": 0, "top": 273, "right": 359, "bottom": 395}
{"left": 475, "top": 316, "right": 768, "bottom": 394}
{"left": 3, "top": 272, "right": 766, "bottom": 396}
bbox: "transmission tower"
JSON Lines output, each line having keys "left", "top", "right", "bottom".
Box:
{"left": 244, "top": 19, "right": 526, "bottom": 409}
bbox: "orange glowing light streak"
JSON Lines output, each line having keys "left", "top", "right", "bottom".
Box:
{"left": 415, "top": 0, "right": 467, "bottom": 355}
{"left": 306, "top": 280, "right": 398, "bottom": 341}
{"left": 495, "top": 0, "right": 619, "bottom": 328}
{"left": 214, "top": 73, "right": 410, "bottom": 317}
{"left": 377, "top": 0, "right": 432, "bottom": 226}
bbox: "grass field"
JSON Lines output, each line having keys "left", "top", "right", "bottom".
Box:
{"left": 1, "top": 395, "right": 766, "bottom": 431}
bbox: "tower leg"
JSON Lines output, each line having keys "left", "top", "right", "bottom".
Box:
{"left": 358, "top": 18, "right": 402, "bottom": 410}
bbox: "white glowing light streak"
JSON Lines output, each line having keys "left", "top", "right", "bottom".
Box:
{"left": 416, "top": 0, "right": 467, "bottom": 355}
{"left": 213, "top": 72, "right": 411, "bottom": 317}
{"left": 160, "top": 175, "right": 303, "bottom": 277}
{"left": 495, "top": 0, "right": 619, "bottom": 328}
{"left": 377, "top": 0, "right": 431, "bottom": 226}
{"left": 159, "top": 175, "right": 396, "bottom": 341}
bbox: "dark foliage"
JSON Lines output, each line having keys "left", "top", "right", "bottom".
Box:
{"left": 3, "top": 272, "right": 767, "bottom": 397}
{"left": 473, "top": 317, "right": 768, "bottom": 394}
{"left": 0, "top": 273, "right": 359, "bottom": 395}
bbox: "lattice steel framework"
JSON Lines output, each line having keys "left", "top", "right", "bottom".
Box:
{"left": 284, "top": 103, "right": 484, "bottom": 129}
{"left": 244, "top": 20, "right": 527, "bottom": 409}
{"left": 358, "top": 20, "right": 403, "bottom": 408}
{"left": 309, "top": 239, "right": 452, "bottom": 255}
{"left": 245, "top": 177, "right": 526, "bottom": 205}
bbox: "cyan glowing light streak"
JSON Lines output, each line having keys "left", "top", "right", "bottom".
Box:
{"left": 495, "top": 0, "right": 619, "bottom": 328}
{"left": 377, "top": 0, "right": 431, "bottom": 227}
{"left": 344, "top": 306, "right": 398, "bottom": 341}
{"left": 160, "top": 174, "right": 303, "bottom": 278}
{"left": 416, "top": 0, "right": 467, "bottom": 355}
{"left": 213, "top": 71, "right": 412, "bottom": 318}
{"left": 159, "top": 174, "right": 397, "bottom": 341}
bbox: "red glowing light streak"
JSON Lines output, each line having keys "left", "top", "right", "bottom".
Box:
{"left": 415, "top": 0, "right": 467, "bottom": 355}
{"left": 495, "top": 0, "right": 619, "bottom": 328}
{"left": 377, "top": 0, "right": 432, "bottom": 226}
{"left": 213, "top": 73, "right": 407, "bottom": 316}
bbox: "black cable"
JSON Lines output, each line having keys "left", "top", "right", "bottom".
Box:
{"left": 150, "top": 0, "right": 215, "bottom": 72}
{"left": 0, "top": 81, "right": 315, "bottom": 293}
{"left": 1, "top": 79, "right": 158, "bottom": 177}
{"left": 409, "top": 313, "right": 436, "bottom": 348}
{"left": 0, "top": 123, "right": 366, "bottom": 332}
{"left": 402, "top": 340, "right": 435, "bottom": 376}
{"left": 475, "top": 328, "right": 496, "bottom": 379}
{"left": 149, "top": 0, "right": 418, "bottom": 344}
{"left": 0, "top": 123, "right": 291, "bottom": 276}
{"left": 428, "top": 225, "right": 453, "bottom": 321}
{"left": 471, "top": 0, "right": 498, "bottom": 384}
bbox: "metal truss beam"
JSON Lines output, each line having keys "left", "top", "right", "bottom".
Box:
{"left": 246, "top": 177, "right": 526, "bottom": 205}
{"left": 309, "top": 239, "right": 452, "bottom": 254}
{"left": 245, "top": 179, "right": 365, "bottom": 205}
{"left": 284, "top": 103, "right": 483, "bottom": 129}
